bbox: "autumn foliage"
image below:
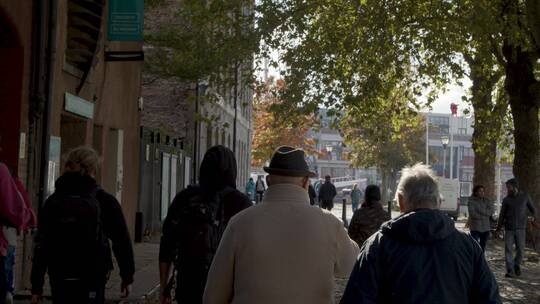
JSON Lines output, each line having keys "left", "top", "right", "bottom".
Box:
{"left": 251, "top": 78, "right": 319, "bottom": 167}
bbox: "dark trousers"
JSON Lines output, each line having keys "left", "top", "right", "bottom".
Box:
{"left": 470, "top": 231, "right": 490, "bottom": 252}
{"left": 50, "top": 278, "right": 105, "bottom": 304}
{"left": 256, "top": 191, "right": 264, "bottom": 204}
{"left": 321, "top": 200, "right": 334, "bottom": 211}
{"left": 0, "top": 256, "right": 6, "bottom": 304}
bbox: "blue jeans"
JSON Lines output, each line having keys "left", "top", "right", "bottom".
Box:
{"left": 505, "top": 229, "right": 526, "bottom": 274}
{"left": 4, "top": 246, "right": 14, "bottom": 294}
{"left": 0, "top": 255, "right": 6, "bottom": 304}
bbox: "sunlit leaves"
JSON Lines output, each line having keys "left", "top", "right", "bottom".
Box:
{"left": 251, "top": 78, "right": 320, "bottom": 167}
{"left": 145, "top": 0, "right": 259, "bottom": 85}
{"left": 340, "top": 86, "right": 425, "bottom": 174}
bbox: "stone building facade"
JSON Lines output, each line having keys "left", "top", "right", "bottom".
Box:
{"left": 0, "top": 0, "right": 144, "bottom": 290}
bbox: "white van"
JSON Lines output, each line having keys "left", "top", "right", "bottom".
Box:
{"left": 438, "top": 178, "right": 460, "bottom": 220}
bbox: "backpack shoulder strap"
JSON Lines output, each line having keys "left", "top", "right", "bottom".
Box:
{"left": 214, "top": 186, "right": 237, "bottom": 226}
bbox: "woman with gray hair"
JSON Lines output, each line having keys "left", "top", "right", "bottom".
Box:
{"left": 341, "top": 164, "right": 500, "bottom": 304}
{"left": 31, "top": 147, "right": 135, "bottom": 304}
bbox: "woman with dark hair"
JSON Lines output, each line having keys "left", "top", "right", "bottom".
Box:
{"left": 468, "top": 185, "right": 494, "bottom": 252}
{"left": 347, "top": 185, "right": 391, "bottom": 246}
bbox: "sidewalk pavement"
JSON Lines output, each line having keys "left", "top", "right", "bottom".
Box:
{"left": 15, "top": 242, "right": 161, "bottom": 304}
{"left": 104, "top": 241, "right": 161, "bottom": 304}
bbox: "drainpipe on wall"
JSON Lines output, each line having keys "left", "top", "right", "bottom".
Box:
{"left": 193, "top": 82, "right": 199, "bottom": 185}
{"left": 27, "top": 0, "right": 46, "bottom": 196}
{"left": 38, "top": 0, "right": 58, "bottom": 207}
{"left": 233, "top": 62, "right": 238, "bottom": 154}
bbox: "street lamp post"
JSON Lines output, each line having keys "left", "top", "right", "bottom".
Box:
{"left": 441, "top": 135, "right": 449, "bottom": 178}
{"left": 324, "top": 145, "right": 333, "bottom": 178}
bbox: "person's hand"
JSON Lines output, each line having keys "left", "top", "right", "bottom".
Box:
{"left": 31, "top": 295, "right": 42, "bottom": 304}
{"left": 160, "top": 294, "right": 172, "bottom": 304}
{"left": 120, "top": 282, "right": 132, "bottom": 298}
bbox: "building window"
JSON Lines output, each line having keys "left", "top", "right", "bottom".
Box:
{"left": 458, "top": 128, "right": 467, "bottom": 135}
{"left": 463, "top": 148, "right": 474, "bottom": 158}
{"left": 429, "top": 116, "right": 450, "bottom": 134}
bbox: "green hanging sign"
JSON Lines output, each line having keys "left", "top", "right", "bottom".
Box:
{"left": 108, "top": 0, "right": 144, "bottom": 41}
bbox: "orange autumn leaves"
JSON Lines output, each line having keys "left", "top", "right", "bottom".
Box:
{"left": 251, "top": 79, "right": 319, "bottom": 167}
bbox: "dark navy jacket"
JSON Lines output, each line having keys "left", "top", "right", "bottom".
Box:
{"left": 340, "top": 209, "right": 500, "bottom": 304}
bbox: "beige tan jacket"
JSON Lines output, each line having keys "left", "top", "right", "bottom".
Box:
{"left": 203, "top": 184, "right": 359, "bottom": 304}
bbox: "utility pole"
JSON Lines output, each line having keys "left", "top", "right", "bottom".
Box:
{"left": 233, "top": 62, "right": 238, "bottom": 154}
{"left": 449, "top": 103, "right": 458, "bottom": 179}
{"left": 449, "top": 114, "right": 454, "bottom": 179}
{"left": 425, "top": 114, "right": 429, "bottom": 165}
{"left": 496, "top": 148, "right": 502, "bottom": 204}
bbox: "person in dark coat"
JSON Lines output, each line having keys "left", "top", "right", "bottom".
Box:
{"left": 496, "top": 178, "right": 536, "bottom": 277}
{"left": 159, "top": 146, "right": 252, "bottom": 304}
{"left": 318, "top": 175, "right": 337, "bottom": 211}
{"left": 340, "top": 164, "right": 500, "bottom": 304}
{"left": 308, "top": 180, "right": 317, "bottom": 206}
{"left": 31, "top": 147, "right": 135, "bottom": 304}
{"left": 347, "top": 185, "right": 390, "bottom": 247}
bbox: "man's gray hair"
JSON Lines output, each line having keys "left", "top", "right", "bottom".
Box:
{"left": 395, "top": 163, "right": 440, "bottom": 208}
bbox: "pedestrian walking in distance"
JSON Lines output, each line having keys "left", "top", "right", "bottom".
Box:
{"left": 318, "top": 175, "right": 337, "bottom": 211}
{"left": 468, "top": 185, "right": 494, "bottom": 252}
{"left": 245, "top": 177, "right": 256, "bottom": 202}
{"left": 496, "top": 178, "right": 537, "bottom": 278}
{"left": 31, "top": 147, "right": 135, "bottom": 304}
{"left": 159, "top": 146, "right": 251, "bottom": 304}
{"left": 255, "top": 175, "right": 266, "bottom": 203}
{"left": 350, "top": 184, "right": 362, "bottom": 212}
{"left": 203, "top": 146, "right": 359, "bottom": 304}
{"left": 347, "top": 185, "right": 390, "bottom": 247}
{"left": 340, "top": 164, "right": 500, "bottom": 304}
{"left": 308, "top": 180, "right": 317, "bottom": 206}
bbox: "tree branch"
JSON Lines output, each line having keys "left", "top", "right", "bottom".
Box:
{"left": 490, "top": 37, "right": 507, "bottom": 68}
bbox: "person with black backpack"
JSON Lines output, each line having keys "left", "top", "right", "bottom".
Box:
{"left": 30, "top": 147, "right": 135, "bottom": 304}
{"left": 159, "top": 146, "right": 252, "bottom": 304}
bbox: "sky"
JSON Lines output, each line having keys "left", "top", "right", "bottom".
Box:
{"left": 425, "top": 82, "right": 471, "bottom": 115}
{"left": 260, "top": 63, "right": 473, "bottom": 116}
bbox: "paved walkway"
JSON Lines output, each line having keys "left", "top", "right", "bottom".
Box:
{"left": 15, "top": 242, "right": 161, "bottom": 304}
{"left": 105, "top": 242, "right": 160, "bottom": 303}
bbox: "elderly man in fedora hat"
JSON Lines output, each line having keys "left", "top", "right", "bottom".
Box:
{"left": 203, "top": 146, "right": 359, "bottom": 304}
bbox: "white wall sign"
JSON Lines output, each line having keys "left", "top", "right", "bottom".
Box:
{"left": 19, "top": 132, "right": 25, "bottom": 159}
